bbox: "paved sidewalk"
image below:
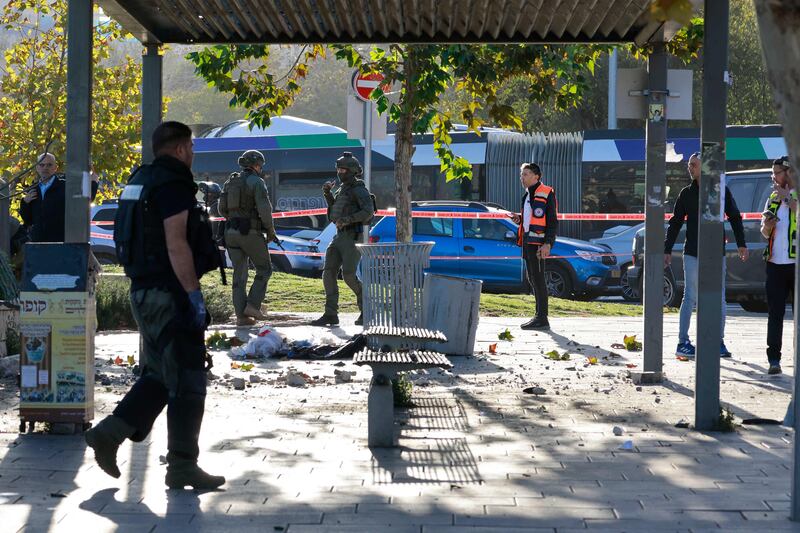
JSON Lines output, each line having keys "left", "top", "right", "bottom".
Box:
{"left": 0, "top": 311, "right": 798, "bottom": 532}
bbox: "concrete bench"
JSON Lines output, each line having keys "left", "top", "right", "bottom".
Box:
{"left": 354, "top": 348, "right": 452, "bottom": 447}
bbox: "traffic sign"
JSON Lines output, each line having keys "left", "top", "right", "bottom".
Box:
{"left": 352, "top": 71, "right": 387, "bottom": 102}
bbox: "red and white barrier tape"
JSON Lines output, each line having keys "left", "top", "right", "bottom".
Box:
{"left": 91, "top": 209, "right": 766, "bottom": 226}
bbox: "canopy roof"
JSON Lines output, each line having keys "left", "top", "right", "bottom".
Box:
{"left": 97, "top": 0, "right": 679, "bottom": 45}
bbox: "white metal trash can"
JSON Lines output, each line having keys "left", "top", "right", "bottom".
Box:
{"left": 422, "top": 273, "right": 481, "bottom": 356}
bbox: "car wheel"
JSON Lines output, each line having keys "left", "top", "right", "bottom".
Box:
{"left": 663, "top": 274, "right": 683, "bottom": 308}
{"left": 94, "top": 253, "right": 117, "bottom": 265}
{"left": 545, "top": 265, "right": 573, "bottom": 299}
{"left": 740, "top": 298, "right": 769, "bottom": 313}
{"left": 620, "top": 265, "right": 639, "bottom": 302}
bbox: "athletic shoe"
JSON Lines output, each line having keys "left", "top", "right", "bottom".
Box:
{"left": 676, "top": 341, "right": 696, "bottom": 358}
{"left": 720, "top": 342, "right": 732, "bottom": 358}
{"left": 768, "top": 363, "right": 782, "bottom": 375}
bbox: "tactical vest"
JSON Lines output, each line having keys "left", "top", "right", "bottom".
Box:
{"left": 114, "top": 165, "right": 220, "bottom": 283}
{"left": 517, "top": 183, "right": 554, "bottom": 246}
{"left": 329, "top": 179, "right": 375, "bottom": 231}
{"left": 764, "top": 190, "right": 798, "bottom": 260}
{"left": 221, "top": 171, "right": 262, "bottom": 231}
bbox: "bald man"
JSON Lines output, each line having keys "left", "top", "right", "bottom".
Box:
{"left": 20, "top": 153, "right": 98, "bottom": 242}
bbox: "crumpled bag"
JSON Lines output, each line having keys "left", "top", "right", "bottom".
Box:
{"left": 243, "top": 326, "right": 285, "bottom": 358}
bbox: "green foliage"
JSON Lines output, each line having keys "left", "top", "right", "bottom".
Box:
{"left": 392, "top": 373, "right": 413, "bottom": 407}
{"left": 498, "top": 328, "right": 514, "bottom": 341}
{"left": 545, "top": 350, "right": 570, "bottom": 361}
{"left": 0, "top": 0, "right": 144, "bottom": 205}
{"left": 716, "top": 406, "right": 736, "bottom": 432}
{"left": 623, "top": 334, "right": 643, "bottom": 351}
{"left": 206, "top": 331, "right": 231, "bottom": 349}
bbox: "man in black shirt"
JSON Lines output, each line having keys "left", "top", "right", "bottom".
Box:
{"left": 20, "top": 153, "right": 98, "bottom": 242}
{"left": 85, "top": 121, "right": 225, "bottom": 490}
{"left": 664, "top": 152, "right": 748, "bottom": 358}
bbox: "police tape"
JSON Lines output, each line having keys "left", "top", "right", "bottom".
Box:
{"left": 92, "top": 209, "right": 766, "bottom": 226}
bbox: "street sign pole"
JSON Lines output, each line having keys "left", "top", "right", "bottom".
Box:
{"left": 362, "top": 99, "right": 373, "bottom": 243}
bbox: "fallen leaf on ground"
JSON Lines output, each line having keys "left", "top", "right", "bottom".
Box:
{"left": 676, "top": 355, "right": 690, "bottom": 362}
{"left": 625, "top": 363, "right": 637, "bottom": 368}
{"left": 498, "top": 328, "right": 514, "bottom": 341}
{"left": 231, "top": 361, "right": 241, "bottom": 369}
{"left": 623, "top": 334, "right": 643, "bottom": 351}
{"left": 114, "top": 356, "right": 123, "bottom": 365}
{"left": 240, "top": 363, "right": 254, "bottom": 371}
{"left": 127, "top": 355, "right": 136, "bottom": 366}
{"left": 587, "top": 356, "right": 598, "bottom": 365}
{"left": 488, "top": 343, "right": 497, "bottom": 354}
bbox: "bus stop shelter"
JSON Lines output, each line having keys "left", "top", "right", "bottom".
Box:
{"left": 56, "top": 0, "right": 787, "bottom": 517}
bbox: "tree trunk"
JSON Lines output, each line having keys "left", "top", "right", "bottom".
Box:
{"left": 394, "top": 47, "right": 417, "bottom": 243}
{"left": 754, "top": 2, "right": 800, "bottom": 171}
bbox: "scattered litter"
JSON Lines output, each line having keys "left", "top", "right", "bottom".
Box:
{"left": 545, "top": 350, "right": 570, "bottom": 361}
{"left": 249, "top": 374, "right": 262, "bottom": 384}
{"left": 498, "top": 328, "right": 514, "bottom": 341}
{"left": 243, "top": 327, "right": 286, "bottom": 358}
{"left": 522, "top": 386, "right": 546, "bottom": 395}
{"left": 625, "top": 363, "right": 637, "bottom": 368}
{"left": 586, "top": 357, "right": 598, "bottom": 365}
{"left": 232, "top": 377, "right": 245, "bottom": 390}
{"left": 623, "top": 334, "right": 643, "bottom": 351}
{"left": 674, "top": 419, "right": 690, "bottom": 428}
{"left": 488, "top": 343, "right": 497, "bottom": 354}
{"left": 334, "top": 369, "right": 355, "bottom": 383}
{"left": 619, "top": 440, "right": 634, "bottom": 451}
{"left": 676, "top": 355, "right": 690, "bottom": 362}
{"left": 285, "top": 371, "right": 309, "bottom": 388}
{"left": 612, "top": 426, "right": 624, "bottom": 436}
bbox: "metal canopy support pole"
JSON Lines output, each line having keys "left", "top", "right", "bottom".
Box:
{"left": 65, "top": 0, "right": 93, "bottom": 243}
{"left": 695, "top": 0, "right": 729, "bottom": 430}
{"left": 641, "top": 39, "right": 667, "bottom": 381}
{"left": 607, "top": 49, "right": 618, "bottom": 130}
{"left": 141, "top": 44, "right": 163, "bottom": 164}
{"left": 362, "top": 100, "right": 373, "bottom": 243}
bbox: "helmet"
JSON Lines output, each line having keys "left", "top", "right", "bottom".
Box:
{"left": 198, "top": 181, "right": 222, "bottom": 197}
{"left": 238, "top": 149, "right": 265, "bottom": 169}
{"left": 335, "top": 151, "right": 362, "bottom": 176}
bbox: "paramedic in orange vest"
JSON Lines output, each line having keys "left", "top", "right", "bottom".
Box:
{"left": 510, "top": 163, "right": 558, "bottom": 330}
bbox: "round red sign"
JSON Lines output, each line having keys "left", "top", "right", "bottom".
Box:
{"left": 352, "top": 72, "right": 387, "bottom": 102}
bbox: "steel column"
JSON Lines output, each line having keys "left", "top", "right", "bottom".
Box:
{"left": 141, "top": 44, "right": 163, "bottom": 164}
{"left": 642, "top": 41, "right": 668, "bottom": 379}
{"left": 695, "top": 0, "right": 729, "bottom": 430}
{"left": 65, "top": 0, "right": 93, "bottom": 243}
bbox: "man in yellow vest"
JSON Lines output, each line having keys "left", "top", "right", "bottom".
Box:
{"left": 761, "top": 156, "right": 797, "bottom": 375}
{"left": 510, "top": 163, "right": 558, "bottom": 330}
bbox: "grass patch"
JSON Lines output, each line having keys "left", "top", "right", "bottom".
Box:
{"left": 97, "top": 266, "right": 664, "bottom": 329}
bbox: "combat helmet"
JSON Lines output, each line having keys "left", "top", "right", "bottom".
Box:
{"left": 238, "top": 149, "right": 265, "bottom": 169}
{"left": 335, "top": 151, "right": 363, "bottom": 176}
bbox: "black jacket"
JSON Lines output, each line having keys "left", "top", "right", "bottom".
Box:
{"left": 664, "top": 179, "right": 746, "bottom": 257}
{"left": 20, "top": 175, "right": 99, "bottom": 242}
{"left": 521, "top": 181, "right": 558, "bottom": 246}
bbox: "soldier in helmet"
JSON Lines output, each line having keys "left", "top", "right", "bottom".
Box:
{"left": 311, "top": 151, "right": 375, "bottom": 327}
{"left": 219, "top": 150, "right": 276, "bottom": 326}
{"left": 198, "top": 181, "right": 224, "bottom": 244}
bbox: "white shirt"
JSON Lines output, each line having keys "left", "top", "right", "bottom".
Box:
{"left": 523, "top": 192, "right": 532, "bottom": 232}
{"left": 767, "top": 190, "right": 795, "bottom": 265}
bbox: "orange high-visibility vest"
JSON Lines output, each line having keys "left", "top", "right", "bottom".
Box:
{"left": 517, "top": 183, "right": 554, "bottom": 246}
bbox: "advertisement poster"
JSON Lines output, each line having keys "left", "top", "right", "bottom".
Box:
{"left": 19, "top": 292, "right": 94, "bottom": 422}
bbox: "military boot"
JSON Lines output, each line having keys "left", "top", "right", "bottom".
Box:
{"left": 84, "top": 415, "right": 135, "bottom": 478}
{"left": 310, "top": 314, "right": 339, "bottom": 326}
{"left": 165, "top": 394, "right": 225, "bottom": 490}
{"left": 243, "top": 303, "right": 267, "bottom": 320}
{"left": 236, "top": 315, "right": 256, "bottom": 326}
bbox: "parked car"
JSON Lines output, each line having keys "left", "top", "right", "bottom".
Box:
{"left": 627, "top": 168, "right": 773, "bottom": 311}
{"left": 88, "top": 201, "right": 323, "bottom": 276}
{"left": 590, "top": 222, "right": 644, "bottom": 302}
{"left": 368, "top": 201, "right": 620, "bottom": 298}
{"left": 90, "top": 201, "right": 118, "bottom": 264}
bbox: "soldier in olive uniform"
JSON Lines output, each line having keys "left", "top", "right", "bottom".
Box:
{"left": 219, "top": 150, "right": 277, "bottom": 326}
{"left": 311, "top": 152, "right": 375, "bottom": 327}
{"left": 199, "top": 181, "right": 224, "bottom": 245}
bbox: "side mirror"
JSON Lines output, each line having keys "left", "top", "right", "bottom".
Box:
{"left": 504, "top": 230, "right": 516, "bottom": 241}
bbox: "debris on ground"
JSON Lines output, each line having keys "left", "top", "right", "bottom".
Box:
{"left": 232, "top": 377, "right": 246, "bottom": 390}
{"left": 674, "top": 419, "right": 690, "bottom": 428}
{"left": 522, "top": 386, "right": 546, "bottom": 395}
{"left": 498, "top": 328, "right": 514, "bottom": 341}
{"left": 206, "top": 331, "right": 232, "bottom": 349}
{"left": 249, "top": 374, "right": 262, "bottom": 383}
{"left": 619, "top": 440, "right": 634, "bottom": 451}
{"left": 545, "top": 350, "right": 570, "bottom": 361}
{"left": 622, "top": 334, "right": 643, "bottom": 351}
{"left": 334, "top": 369, "right": 355, "bottom": 383}
{"left": 613, "top": 426, "right": 624, "bottom": 436}
{"left": 284, "top": 371, "right": 310, "bottom": 388}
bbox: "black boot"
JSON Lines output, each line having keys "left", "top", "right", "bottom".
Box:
{"left": 310, "top": 314, "right": 339, "bottom": 326}
{"left": 521, "top": 317, "right": 550, "bottom": 330}
{"left": 165, "top": 393, "right": 225, "bottom": 490}
{"left": 84, "top": 415, "right": 135, "bottom": 478}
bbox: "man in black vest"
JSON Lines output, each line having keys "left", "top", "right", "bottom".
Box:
{"left": 20, "top": 153, "right": 98, "bottom": 242}
{"left": 84, "top": 121, "right": 225, "bottom": 490}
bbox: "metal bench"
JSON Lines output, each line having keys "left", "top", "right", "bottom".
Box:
{"left": 354, "top": 347, "right": 451, "bottom": 447}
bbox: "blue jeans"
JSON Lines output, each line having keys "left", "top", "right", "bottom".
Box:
{"left": 678, "top": 254, "right": 726, "bottom": 344}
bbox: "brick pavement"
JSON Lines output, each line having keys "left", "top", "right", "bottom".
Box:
{"left": 0, "top": 311, "right": 798, "bottom": 532}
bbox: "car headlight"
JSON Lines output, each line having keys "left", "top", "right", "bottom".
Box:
{"left": 575, "top": 250, "right": 602, "bottom": 262}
